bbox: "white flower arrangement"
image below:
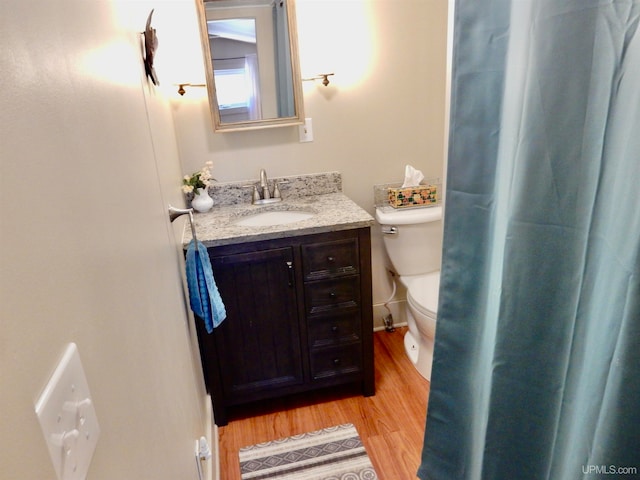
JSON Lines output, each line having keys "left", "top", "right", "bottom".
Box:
{"left": 182, "top": 161, "right": 214, "bottom": 194}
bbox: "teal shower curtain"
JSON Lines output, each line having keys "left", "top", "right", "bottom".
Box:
{"left": 419, "top": 1, "right": 639, "bottom": 479}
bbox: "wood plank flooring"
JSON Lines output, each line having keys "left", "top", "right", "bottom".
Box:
{"left": 218, "top": 327, "right": 430, "bottom": 479}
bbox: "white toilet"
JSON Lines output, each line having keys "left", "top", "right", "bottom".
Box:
{"left": 375, "top": 205, "right": 443, "bottom": 380}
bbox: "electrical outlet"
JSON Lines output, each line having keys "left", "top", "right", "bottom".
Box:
{"left": 35, "top": 343, "right": 100, "bottom": 480}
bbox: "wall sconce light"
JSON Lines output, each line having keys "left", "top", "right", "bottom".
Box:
{"left": 302, "top": 73, "right": 335, "bottom": 87}
{"left": 176, "top": 83, "right": 206, "bottom": 96}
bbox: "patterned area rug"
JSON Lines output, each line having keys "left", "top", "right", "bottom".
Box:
{"left": 239, "top": 423, "right": 379, "bottom": 479}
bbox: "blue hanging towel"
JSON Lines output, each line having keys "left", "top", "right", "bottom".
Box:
{"left": 185, "top": 239, "right": 226, "bottom": 333}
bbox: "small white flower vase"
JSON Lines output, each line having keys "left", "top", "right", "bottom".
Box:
{"left": 191, "top": 188, "right": 214, "bottom": 213}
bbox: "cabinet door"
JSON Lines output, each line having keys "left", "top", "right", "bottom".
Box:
{"left": 210, "top": 247, "right": 303, "bottom": 404}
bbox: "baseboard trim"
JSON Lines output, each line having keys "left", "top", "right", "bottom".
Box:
{"left": 373, "top": 321, "right": 408, "bottom": 332}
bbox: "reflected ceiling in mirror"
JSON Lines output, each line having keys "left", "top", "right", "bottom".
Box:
{"left": 196, "top": 0, "right": 305, "bottom": 132}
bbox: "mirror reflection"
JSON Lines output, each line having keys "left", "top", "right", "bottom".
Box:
{"left": 197, "top": 0, "right": 304, "bottom": 132}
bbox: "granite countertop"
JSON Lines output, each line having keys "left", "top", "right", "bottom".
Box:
{"left": 183, "top": 192, "right": 374, "bottom": 248}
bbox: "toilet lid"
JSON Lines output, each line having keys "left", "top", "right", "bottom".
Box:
{"left": 407, "top": 271, "right": 440, "bottom": 317}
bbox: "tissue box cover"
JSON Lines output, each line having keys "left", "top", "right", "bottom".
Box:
{"left": 388, "top": 185, "right": 437, "bottom": 208}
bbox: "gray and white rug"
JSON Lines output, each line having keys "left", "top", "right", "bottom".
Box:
{"left": 239, "top": 423, "right": 378, "bottom": 479}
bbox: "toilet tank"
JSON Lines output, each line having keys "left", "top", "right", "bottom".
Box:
{"left": 375, "top": 206, "right": 443, "bottom": 276}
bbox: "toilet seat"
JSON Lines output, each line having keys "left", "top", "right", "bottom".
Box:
{"left": 407, "top": 271, "right": 440, "bottom": 318}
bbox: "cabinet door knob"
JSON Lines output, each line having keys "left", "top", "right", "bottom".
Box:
{"left": 333, "top": 358, "right": 341, "bottom": 366}
{"left": 331, "top": 325, "right": 339, "bottom": 333}
{"left": 329, "top": 292, "right": 337, "bottom": 299}
{"left": 327, "top": 256, "right": 335, "bottom": 263}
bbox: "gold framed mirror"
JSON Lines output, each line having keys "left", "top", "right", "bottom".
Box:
{"left": 195, "top": 0, "right": 305, "bottom": 133}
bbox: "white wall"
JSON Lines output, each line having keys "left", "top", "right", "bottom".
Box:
{"left": 173, "top": 0, "right": 449, "bottom": 326}
{"left": 0, "top": 1, "right": 211, "bottom": 479}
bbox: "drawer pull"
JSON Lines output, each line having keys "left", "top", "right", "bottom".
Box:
{"left": 329, "top": 292, "right": 337, "bottom": 299}
{"left": 333, "top": 358, "right": 341, "bottom": 366}
{"left": 331, "top": 325, "right": 339, "bottom": 333}
{"left": 327, "top": 256, "right": 335, "bottom": 263}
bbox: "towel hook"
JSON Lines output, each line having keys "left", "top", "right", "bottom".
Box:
{"left": 168, "top": 205, "right": 197, "bottom": 242}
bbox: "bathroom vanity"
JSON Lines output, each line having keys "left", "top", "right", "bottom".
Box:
{"left": 184, "top": 173, "right": 375, "bottom": 426}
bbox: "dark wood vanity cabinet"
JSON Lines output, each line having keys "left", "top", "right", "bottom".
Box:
{"left": 193, "top": 227, "right": 374, "bottom": 426}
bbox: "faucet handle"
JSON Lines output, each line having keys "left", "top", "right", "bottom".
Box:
{"left": 273, "top": 180, "right": 289, "bottom": 199}
{"left": 242, "top": 184, "right": 261, "bottom": 203}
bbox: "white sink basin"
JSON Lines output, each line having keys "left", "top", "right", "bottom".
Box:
{"left": 233, "top": 210, "right": 315, "bottom": 227}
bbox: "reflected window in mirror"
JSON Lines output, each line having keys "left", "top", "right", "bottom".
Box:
{"left": 214, "top": 56, "right": 262, "bottom": 122}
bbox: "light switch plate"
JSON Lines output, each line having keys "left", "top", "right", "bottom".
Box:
{"left": 299, "top": 117, "right": 313, "bottom": 142}
{"left": 35, "top": 343, "right": 100, "bottom": 480}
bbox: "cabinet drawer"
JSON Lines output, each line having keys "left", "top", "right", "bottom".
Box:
{"left": 310, "top": 344, "right": 362, "bottom": 380}
{"left": 308, "top": 312, "right": 361, "bottom": 347}
{"left": 302, "top": 238, "right": 359, "bottom": 280}
{"left": 305, "top": 276, "right": 360, "bottom": 315}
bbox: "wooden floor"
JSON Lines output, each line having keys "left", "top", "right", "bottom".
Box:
{"left": 218, "top": 327, "right": 430, "bottom": 479}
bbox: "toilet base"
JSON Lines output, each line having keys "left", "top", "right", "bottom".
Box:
{"left": 403, "top": 330, "right": 433, "bottom": 381}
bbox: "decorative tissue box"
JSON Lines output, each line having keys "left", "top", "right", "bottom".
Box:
{"left": 388, "top": 185, "right": 438, "bottom": 208}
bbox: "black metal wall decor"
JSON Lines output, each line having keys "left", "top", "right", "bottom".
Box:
{"left": 143, "top": 9, "right": 159, "bottom": 85}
